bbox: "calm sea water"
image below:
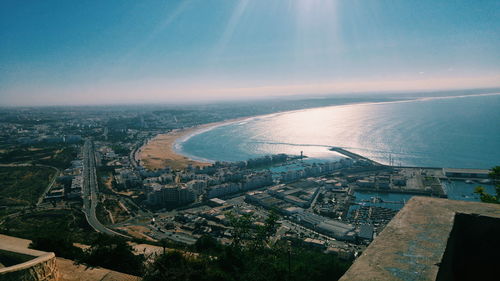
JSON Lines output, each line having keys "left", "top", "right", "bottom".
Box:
{"left": 177, "top": 94, "right": 500, "bottom": 169}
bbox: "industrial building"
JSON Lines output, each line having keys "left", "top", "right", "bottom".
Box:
{"left": 293, "top": 212, "right": 357, "bottom": 241}
{"left": 443, "top": 168, "right": 490, "bottom": 179}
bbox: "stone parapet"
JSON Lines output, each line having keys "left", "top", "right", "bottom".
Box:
{"left": 0, "top": 252, "right": 58, "bottom": 281}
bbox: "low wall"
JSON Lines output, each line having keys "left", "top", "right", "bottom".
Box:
{"left": 0, "top": 251, "right": 58, "bottom": 281}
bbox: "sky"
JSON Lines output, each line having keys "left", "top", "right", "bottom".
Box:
{"left": 1, "top": 0, "right": 499, "bottom": 106}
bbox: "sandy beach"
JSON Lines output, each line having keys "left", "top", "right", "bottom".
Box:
{"left": 137, "top": 127, "right": 209, "bottom": 170}
{"left": 137, "top": 120, "right": 239, "bottom": 170}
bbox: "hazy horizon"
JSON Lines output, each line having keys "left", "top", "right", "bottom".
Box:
{"left": 1, "top": 0, "right": 499, "bottom": 106}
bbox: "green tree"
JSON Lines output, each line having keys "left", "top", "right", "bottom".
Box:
{"left": 78, "top": 234, "right": 145, "bottom": 276}
{"left": 30, "top": 236, "right": 83, "bottom": 260}
{"left": 159, "top": 238, "right": 169, "bottom": 255}
{"left": 227, "top": 210, "right": 279, "bottom": 249}
{"left": 143, "top": 250, "right": 208, "bottom": 281}
{"left": 194, "top": 234, "right": 220, "bottom": 253}
{"left": 475, "top": 166, "right": 500, "bottom": 204}
{"left": 143, "top": 214, "right": 351, "bottom": 281}
{"left": 227, "top": 212, "right": 254, "bottom": 247}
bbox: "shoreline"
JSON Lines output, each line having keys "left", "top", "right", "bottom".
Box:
{"left": 137, "top": 92, "right": 500, "bottom": 170}
{"left": 137, "top": 118, "right": 248, "bottom": 170}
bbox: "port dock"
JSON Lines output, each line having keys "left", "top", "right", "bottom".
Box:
{"left": 330, "top": 147, "right": 491, "bottom": 181}
{"left": 328, "top": 147, "right": 494, "bottom": 200}
{"left": 329, "top": 147, "right": 383, "bottom": 166}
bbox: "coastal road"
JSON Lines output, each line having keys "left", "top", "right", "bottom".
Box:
{"left": 129, "top": 141, "right": 142, "bottom": 169}
{"left": 82, "top": 139, "right": 130, "bottom": 238}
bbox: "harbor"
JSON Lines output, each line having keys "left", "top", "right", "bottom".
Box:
{"left": 319, "top": 147, "right": 497, "bottom": 229}
{"left": 330, "top": 146, "right": 494, "bottom": 197}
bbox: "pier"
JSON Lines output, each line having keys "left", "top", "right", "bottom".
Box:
{"left": 353, "top": 186, "right": 447, "bottom": 198}
{"left": 329, "top": 147, "right": 383, "bottom": 166}
{"left": 330, "top": 147, "right": 491, "bottom": 181}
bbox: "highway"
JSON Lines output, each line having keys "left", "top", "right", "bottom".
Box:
{"left": 129, "top": 143, "right": 139, "bottom": 169}
{"left": 82, "top": 139, "right": 130, "bottom": 238}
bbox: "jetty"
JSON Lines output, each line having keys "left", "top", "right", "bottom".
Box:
{"left": 328, "top": 147, "right": 495, "bottom": 200}
{"left": 329, "top": 147, "right": 383, "bottom": 166}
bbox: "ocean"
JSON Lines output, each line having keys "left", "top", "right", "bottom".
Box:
{"left": 177, "top": 93, "right": 500, "bottom": 169}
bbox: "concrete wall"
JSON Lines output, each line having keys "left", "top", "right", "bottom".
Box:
{"left": 0, "top": 251, "right": 58, "bottom": 281}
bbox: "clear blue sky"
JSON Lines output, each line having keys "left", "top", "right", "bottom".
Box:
{"left": 1, "top": 0, "right": 499, "bottom": 105}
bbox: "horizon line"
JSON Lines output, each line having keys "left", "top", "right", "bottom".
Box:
{"left": 1, "top": 87, "right": 499, "bottom": 109}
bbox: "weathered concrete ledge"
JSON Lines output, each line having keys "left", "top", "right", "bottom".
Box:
{"left": 0, "top": 234, "right": 142, "bottom": 281}
{"left": 0, "top": 235, "right": 58, "bottom": 281}
{"left": 339, "top": 196, "right": 500, "bottom": 281}
{"left": 0, "top": 252, "right": 58, "bottom": 281}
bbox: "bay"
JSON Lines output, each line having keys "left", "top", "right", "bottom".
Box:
{"left": 178, "top": 93, "right": 500, "bottom": 169}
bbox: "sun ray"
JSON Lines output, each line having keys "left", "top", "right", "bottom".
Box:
{"left": 120, "top": 1, "right": 191, "bottom": 63}
{"left": 211, "top": 0, "right": 250, "bottom": 59}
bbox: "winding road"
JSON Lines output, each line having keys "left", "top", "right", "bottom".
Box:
{"left": 82, "top": 139, "right": 130, "bottom": 238}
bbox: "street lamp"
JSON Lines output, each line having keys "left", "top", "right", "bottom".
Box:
{"left": 287, "top": 240, "right": 292, "bottom": 281}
